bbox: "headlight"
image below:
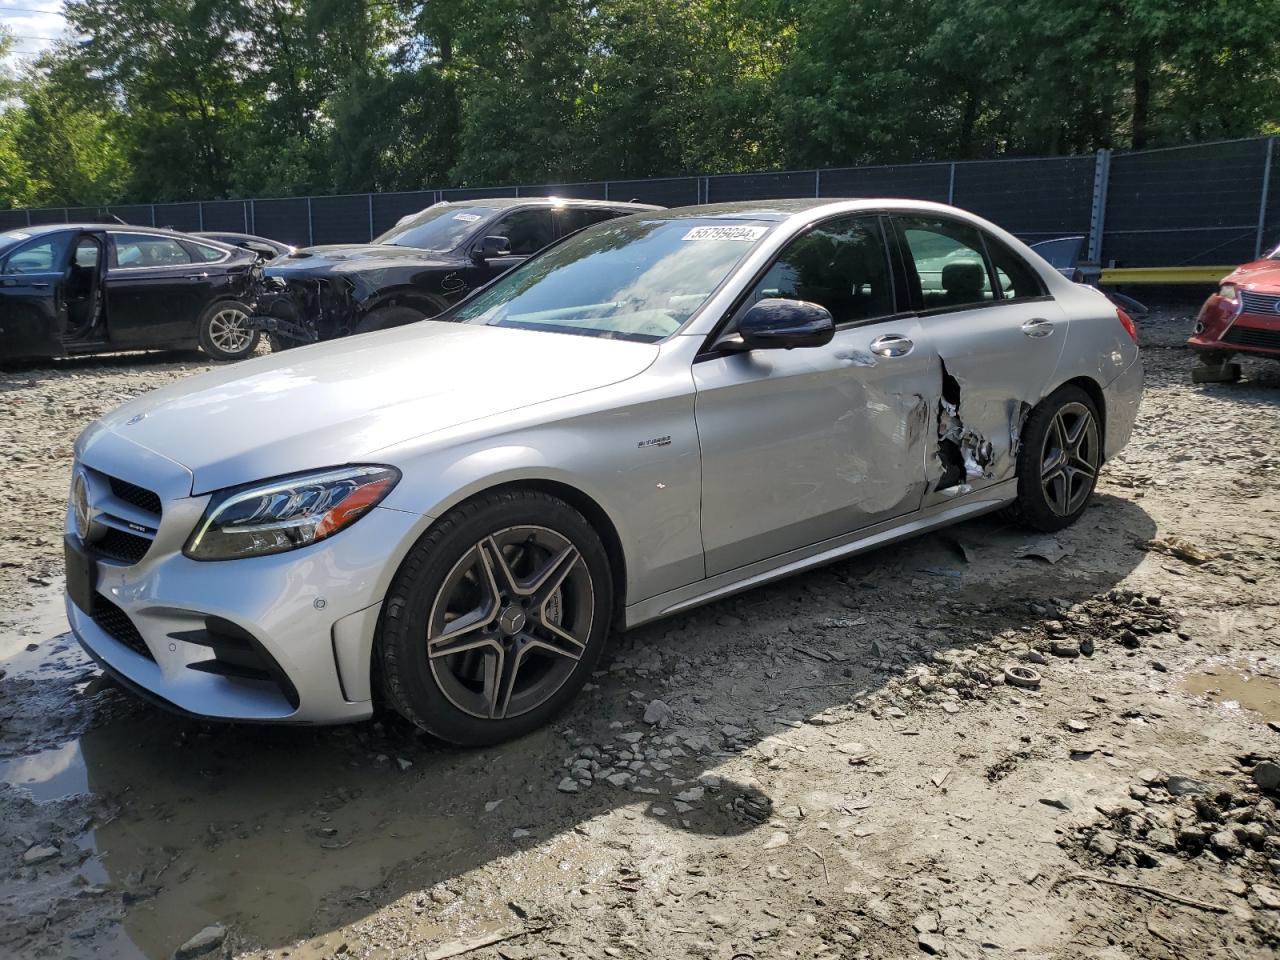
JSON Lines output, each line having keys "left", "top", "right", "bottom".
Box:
{"left": 185, "top": 465, "right": 400, "bottom": 561}
{"left": 1219, "top": 283, "right": 1238, "bottom": 302}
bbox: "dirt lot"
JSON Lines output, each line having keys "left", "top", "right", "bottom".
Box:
{"left": 1, "top": 309, "right": 1279, "bottom": 960}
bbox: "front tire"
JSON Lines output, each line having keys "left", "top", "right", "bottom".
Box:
{"left": 378, "top": 489, "right": 613, "bottom": 746}
{"left": 1007, "top": 385, "right": 1102, "bottom": 532}
{"left": 197, "top": 300, "right": 259, "bottom": 361}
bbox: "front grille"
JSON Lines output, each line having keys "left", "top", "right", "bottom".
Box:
{"left": 93, "top": 527, "right": 153, "bottom": 564}
{"left": 1239, "top": 290, "right": 1280, "bottom": 316}
{"left": 1223, "top": 325, "right": 1280, "bottom": 351}
{"left": 90, "top": 595, "right": 153, "bottom": 661}
{"left": 108, "top": 477, "right": 162, "bottom": 516}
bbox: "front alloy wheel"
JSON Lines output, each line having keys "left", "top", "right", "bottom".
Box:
{"left": 379, "top": 490, "right": 613, "bottom": 745}
{"left": 428, "top": 526, "right": 594, "bottom": 720}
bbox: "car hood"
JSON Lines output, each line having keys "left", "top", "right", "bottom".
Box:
{"left": 265, "top": 244, "right": 455, "bottom": 276}
{"left": 1227, "top": 259, "right": 1280, "bottom": 288}
{"left": 89, "top": 322, "right": 659, "bottom": 495}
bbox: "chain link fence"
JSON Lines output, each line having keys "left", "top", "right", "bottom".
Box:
{"left": 2, "top": 136, "right": 1273, "bottom": 269}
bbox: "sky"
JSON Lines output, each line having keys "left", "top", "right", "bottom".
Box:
{"left": 1, "top": 1, "right": 71, "bottom": 71}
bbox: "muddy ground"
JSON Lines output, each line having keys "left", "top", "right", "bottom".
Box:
{"left": 1, "top": 310, "right": 1279, "bottom": 960}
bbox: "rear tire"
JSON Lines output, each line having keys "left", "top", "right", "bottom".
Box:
{"left": 197, "top": 300, "right": 259, "bottom": 361}
{"left": 378, "top": 489, "right": 613, "bottom": 746}
{"left": 1006, "top": 385, "right": 1102, "bottom": 533}
{"left": 1192, "top": 362, "right": 1241, "bottom": 384}
{"left": 353, "top": 305, "right": 429, "bottom": 335}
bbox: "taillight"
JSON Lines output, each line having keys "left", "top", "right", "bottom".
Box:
{"left": 1116, "top": 307, "right": 1139, "bottom": 344}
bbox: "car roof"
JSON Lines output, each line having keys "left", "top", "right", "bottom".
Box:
{"left": 2, "top": 223, "right": 221, "bottom": 237}
{"left": 432, "top": 197, "right": 662, "bottom": 212}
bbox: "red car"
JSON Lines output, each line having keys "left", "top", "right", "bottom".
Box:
{"left": 1190, "top": 249, "right": 1280, "bottom": 381}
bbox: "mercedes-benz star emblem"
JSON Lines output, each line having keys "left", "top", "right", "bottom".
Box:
{"left": 72, "top": 471, "right": 105, "bottom": 544}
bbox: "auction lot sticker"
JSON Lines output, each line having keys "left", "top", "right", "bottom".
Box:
{"left": 682, "top": 225, "right": 769, "bottom": 242}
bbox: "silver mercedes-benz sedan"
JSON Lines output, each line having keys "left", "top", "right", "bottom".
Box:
{"left": 65, "top": 199, "right": 1142, "bottom": 744}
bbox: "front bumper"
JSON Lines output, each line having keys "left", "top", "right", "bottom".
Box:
{"left": 1189, "top": 295, "right": 1280, "bottom": 358}
{"left": 66, "top": 433, "right": 428, "bottom": 724}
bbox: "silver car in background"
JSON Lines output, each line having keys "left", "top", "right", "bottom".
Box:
{"left": 65, "top": 199, "right": 1143, "bottom": 745}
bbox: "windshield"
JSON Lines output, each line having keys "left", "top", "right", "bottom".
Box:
{"left": 453, "top": 217, "right": 773, "bottom": 342}
{"left": 374, "top": 205, "right": 499, "bottom": 251}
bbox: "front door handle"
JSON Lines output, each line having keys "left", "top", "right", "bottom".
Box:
{"left": 1021, "top": 317, "right": 1055, "bottom": 338}
{"left": 186, "top": 272, "right": 209, "bottom": 280}
{"left": 869, "top": 334, "right": 914, "bottom": 358}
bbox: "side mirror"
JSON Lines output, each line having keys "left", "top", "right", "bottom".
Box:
{"left": 472, "top": 236, "right": 512, "bottom": 261}
{"left": 727, "top": 298, "right": 835, "bottom": 351}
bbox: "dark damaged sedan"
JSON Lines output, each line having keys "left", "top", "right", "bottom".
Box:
{"left": 251, "top": 197, "right": 660, "bottom": 346}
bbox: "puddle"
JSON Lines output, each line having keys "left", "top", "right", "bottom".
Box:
{"left": 0, "top": 585, "right": 84, "bottom": 678}
{"left": 0, "top": 710, "right": 587, "bottom": 960}
{"left": 1183, "top": 660, "right": 1280, "bottom": 723}
{"left": 0, "top": 739, "right": 88, "bottom": 801}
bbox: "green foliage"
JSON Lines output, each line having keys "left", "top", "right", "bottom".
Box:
{"left": 0, "top": 0, "right": 1275, "bottom": 208}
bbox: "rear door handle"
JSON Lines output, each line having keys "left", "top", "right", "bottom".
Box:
{"left": 868, "top": 334, "right": 914, "bottom": 357}
{"left": 1021, "top": 317, "right": 1055, "bottom": 338}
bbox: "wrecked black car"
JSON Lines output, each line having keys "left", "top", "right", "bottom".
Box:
{"left": 250, "top": 197, "right": 661, "bottom": 346}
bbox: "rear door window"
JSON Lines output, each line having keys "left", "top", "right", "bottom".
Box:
{"left": 557, "top": 208, "right": 623, "bottom": 238}
{"left": 111, "top": 233, "right": 193, "bottom": 269}
{"left": 895, "top": 217, "right": 994, "bottom": 311}
{"left": 985, "top": 235, "right": 1048, "bottom": 300}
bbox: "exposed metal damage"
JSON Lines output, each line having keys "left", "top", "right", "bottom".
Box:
{"left": 934, "top": 361, "right": 995, "bottom": 495}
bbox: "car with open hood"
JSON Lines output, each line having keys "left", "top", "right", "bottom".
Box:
{"left": 250, "top": 197, "right": 661, "bottom": 347}
{"left": 65, "top": 199, "right": 1142, "bottom": 745}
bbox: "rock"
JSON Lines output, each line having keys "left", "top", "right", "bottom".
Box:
{"left": 1236, "top": 822, "right": 1268, "bottom": 849}
{"left": 174, "top": 924, "right": 226, "bottom": 959}
{"left": 762, "top": 831, "right": 790, "bottom": 850}
{"left": 1148, "top": 828, "right": 1177, "bottom": 852}
{"left": 512, "top": 828, "right": 531, "bottom": 839}
{"left": 1129, "top": 785, "right": 1150, "bottom": 802}
{"left": 1050, "top": 640, "right": 1080, "bottom": 658}
{"left": 643, "top": 699, "right": 674, "bottom": 726}
{"left": 1088, "top": 833, "right": 1118, "bottom": 858}
{"left": 913, "top": 914, "right": 939, "bottom": 934}
{"left": 1079, "top": 637, "right": 1095, "bottom": 656}
{"left": 1039, "top": 792, "right": 1074, "bottom": 811}
{"left": 917, "top": 932, "right": 948, "bottom": 955}
{"left": 557, "top": 777, "right": 580, "bottom": 793}
{"left": 395, "top": 757, "right": 413, "bottom": 772}
{"left": 1210, "top": 829, "right": 1243, "bottom": 859}
{"left": 675, "top": 787, "right": 704, "bottom": 803}
{"left": 1254, "top": 885, "right": 1280, "bottom": 909}
{"left": 1065, "top": 719, "right": 1091, "bottom": 733}
{"left": 1252, "top": 761, "right": 1280, "bottom": 792}
{"left": 484, "top": 799, "right": 504, "bottom": 812}
{"left": 1166, "top": 775, "right": 1209, "bottom": 797}
{"left": 605, "top": 772, "right": 633, "bottom": 788}
{"left": 22, "top": 845, "right": 58, "bottom": 865}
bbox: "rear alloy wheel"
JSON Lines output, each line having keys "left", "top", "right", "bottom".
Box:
{"left": 379, "top": 490, "right": 612, "bottom": 745}
{"left": 1008, "top": 385, "right": 1102, "bottom": 532}
{"left": 198, "top": 300, "right": 260, "bottom": 361}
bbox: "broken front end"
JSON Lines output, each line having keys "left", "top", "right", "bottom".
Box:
{"left": 248, "top": 275, "right": 359, "bottom": 348}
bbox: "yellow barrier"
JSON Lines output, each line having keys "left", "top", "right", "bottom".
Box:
{"left": 1099, "top": 266, "right": 1235, "bottom": 285}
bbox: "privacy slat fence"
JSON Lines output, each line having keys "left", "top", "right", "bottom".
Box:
{"left": 1, "top": 136, "right": 1273, "bottom": 268}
